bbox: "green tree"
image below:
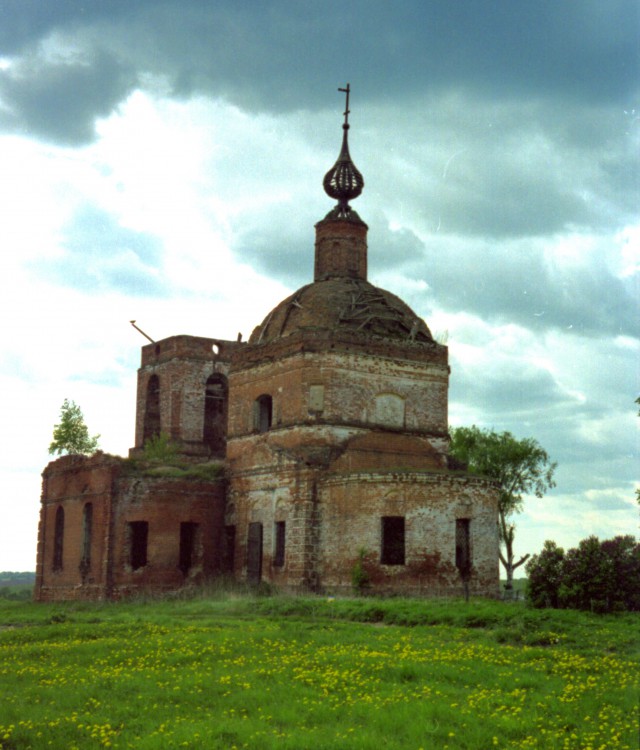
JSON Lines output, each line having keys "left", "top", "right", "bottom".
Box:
{"left": 49, "top": 399, "right": 100, "bottom": 456}
{"left": 636, "top": 397, "right": 639, "bottom": 504}
{"left": 449, "top": 426, "right": 557, "bottom": 592}
{"left": 527, "top": 535, "right": 640, "bottom": 613}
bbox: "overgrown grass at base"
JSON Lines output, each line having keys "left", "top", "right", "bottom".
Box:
{"left": 0, "top": 595, "right": 638, "bottom": 749}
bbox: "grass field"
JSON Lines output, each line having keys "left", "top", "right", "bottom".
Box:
{"left": 0, "top": 593, "right": 638, "bottom": 749}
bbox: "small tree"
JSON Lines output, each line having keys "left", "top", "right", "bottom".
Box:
{"left": 449, "top": 426, "right": 557, "bottom": 592}
{"left": 49, "top": 399, "right": 100, "bottom": 456}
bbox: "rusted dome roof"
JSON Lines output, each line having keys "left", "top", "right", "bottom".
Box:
{"left": 249, "top": 277, "right": 434, "bottom": 345}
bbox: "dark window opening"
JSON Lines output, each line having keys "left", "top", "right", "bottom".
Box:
{"left": 247, "top": 522, "right": 263, "bottom": 584}
{"left": 129, "top": 521, "right": 148, "bottom": 570}
{"left": 80, "top": 503, "right": 93, "bottom": 576}
{"left": 381, "top": 516, "right": 405, "bottom": 565}
{"left": 222, "top": 525, "right": 236, "bottom": 574}
{"left": 203, "top": 374, "right": 227, "bottom": 455}
{"left": 456, "top": 519, "right": 471, "bottom": 577}
{"left": 273, "top": 521, "right": 285, "bottom": 567}
{"left": 143, "top": 374, "right": 161, "bottom": 443}
{"left": 53, "top": 506, "right": 64, "bottom": 571}
{"left": 255, "top": 395, "right": 272, "bottom": 433}
{"left": 179, "top": 522, "right": 199, "bottom": 575}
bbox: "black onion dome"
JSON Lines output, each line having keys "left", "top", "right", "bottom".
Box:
{"left": 249, "top": 278, "right": 433, "bottom": 345}
{"left": 322, "top": 126, "right": 364, "bottom": 208}
{"left": 321, "top": 83, "right": 364, "bottom": 216}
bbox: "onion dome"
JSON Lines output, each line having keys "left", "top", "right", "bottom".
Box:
{"left": 248, "top": 86, "right": 435, "bottom": 349}
{"left": 322, "top": 84, "right": 364, "bottom": 219}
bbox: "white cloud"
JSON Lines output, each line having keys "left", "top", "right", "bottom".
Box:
{"left": 0, "top": 8, "right": 637, "bottom": 572}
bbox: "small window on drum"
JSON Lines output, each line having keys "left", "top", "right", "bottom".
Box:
{"left": 254, "top": 395, "right": 273, "bottom": 433}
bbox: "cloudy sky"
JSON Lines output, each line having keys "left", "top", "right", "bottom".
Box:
{"left": 0, "top": 0, "right": 638, "bottom": 572}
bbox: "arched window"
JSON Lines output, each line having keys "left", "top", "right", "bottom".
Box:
{"left": 80, "top": 503, "right": 93, "bottom": 575}
{"left": 143, "top": 374, "right": 161, "bottom": 443}
{"left": 53, "top": 506, "right": 64, "bottom": 571}
{"left": 254, "top": 395, "right": 273, "bottom": 433}
{"left": 203, "top": 374, "right": 228, "bottom": 454}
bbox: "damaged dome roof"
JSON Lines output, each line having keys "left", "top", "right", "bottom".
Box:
{"left": 249, "top": 277, "right": 434, "bottom": 345}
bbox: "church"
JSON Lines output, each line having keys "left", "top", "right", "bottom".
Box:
{"left": 35, "top": 88, "right": 499, "bottom": 601}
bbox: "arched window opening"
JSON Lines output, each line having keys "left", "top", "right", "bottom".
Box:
{"left": 254, "top": 395, "right": 273, "bottom": 433}
{"left": 143, "top": 374, "right": 161, "bottom": 443}
{"left": 53, "top": 506, "right": 64, "bottom": 571}
{"left": 203, "top": 374, "right": 227, "bottom": 454}
{"left": 80, "top": 503, "right": 93, "bottom": 576}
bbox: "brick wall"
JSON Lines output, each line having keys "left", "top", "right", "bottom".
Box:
{"left": 317, "top": 471, "right": 499, "bottom": 596}
{"left": 228, "top": 347, "right": 449, "bottom": 440}
{"left": 35, "top": 453, "right": 120, "bottom": 601}
{"left": 35, "top": 453, "right": 226, "bottom": 601}
{"left": 133, "top": 335, "right": 243, "bottom": 456}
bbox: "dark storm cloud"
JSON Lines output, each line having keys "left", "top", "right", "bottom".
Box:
{"left": 361, "top": 98, "right": 639, "bottom": 240}
{"left": 0, "top": 50, "right": 138, "bottom": 144}
{"left": 234, "top": 226, "right": 313, "bottom": 289}
{"left": 450, "top": 355, "right": 638, "bottom": 498}
{"left": 35, "top": 205, "right": 167, "bottom": 296}
{"left": 373, "top": 225, "right": 640, "bottom": 339}
{"left": 0, "top": 0, "right": 637, "bottom": 144}
{"left": 451, "top": 361, "right": 569, "bottom": 418}
{"left": 0, "top": 0, "right": 138, "bottom": 54}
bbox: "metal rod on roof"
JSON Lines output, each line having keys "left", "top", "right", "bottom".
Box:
{"left": 130, "top": 320, "right": 155, "bottom": 343}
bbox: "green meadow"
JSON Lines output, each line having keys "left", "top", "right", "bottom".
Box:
{"left": 0, "top": 593, "right": 638, "bottom": 749}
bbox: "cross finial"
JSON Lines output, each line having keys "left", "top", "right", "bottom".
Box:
{"left": 322, "top": 82, "right": 364, "bottom": 213}
{"left": 338, "top": 83, "right": 350, "bottom": 128}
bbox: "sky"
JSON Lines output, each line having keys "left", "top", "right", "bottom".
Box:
{"left": 0, "top": 0, "right": 638, "bottom": 572}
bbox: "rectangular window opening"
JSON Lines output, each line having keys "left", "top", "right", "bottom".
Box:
{"left": 247, "top": 522, "right": 263, "bottom": 584}
{"left": 222, "top": 525, "right": 236, "bottom": 574}
{"left": 455, "top": 518, "right": 471, "bottom": 576}
{"left": 381, "top": 516, "right": 405, "bottom": 565}
{"left": 179, "top": 522, "right": 199, "bottom": 575}
{"left": 129, "top": 521, "right": 148, "bottom": 570}
{"left": 273, "top": 521, "right": 286, "bottom": 567}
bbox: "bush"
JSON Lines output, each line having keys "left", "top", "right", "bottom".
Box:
{"left": 527, "top": 535, "right": 640, "bottom": 613}
{"left": 526, "top": 540, "right": 564, "bottom": 608}
{"left": 142, "top": 433, "right": 181, "bottom": 463}
{"left": 351, "top": 548, "right": 371, "bottom": 594}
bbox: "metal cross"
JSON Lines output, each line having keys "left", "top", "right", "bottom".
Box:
{"left": 338, "top": 83, "right": 350, "bottom": 126}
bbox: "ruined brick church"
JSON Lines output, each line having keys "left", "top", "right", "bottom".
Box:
{"left": 35, "top": 88, "right": 499, "bottom": 601}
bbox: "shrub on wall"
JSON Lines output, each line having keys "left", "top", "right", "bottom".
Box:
{"left": 526, "top": 535, "right": 640, "bottom": 613}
